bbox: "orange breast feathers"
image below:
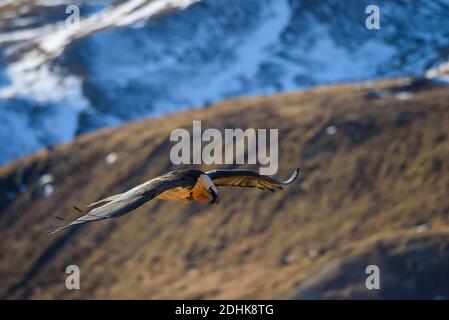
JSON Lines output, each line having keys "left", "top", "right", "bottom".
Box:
{"left": 155, "top": 174, "right": 215, "bottom": 202}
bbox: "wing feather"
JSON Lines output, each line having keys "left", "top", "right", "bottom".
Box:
{"left": 48, "top": 170, "right": 202, "bottom": 235}
{"left": 48, "top": 195, "right": 150, "bottom": 235}
{"left": 85, "top": 194, "right": 123, "bottom": 209}
{"left": 206, "top": 168, "right": 299, "bottom": 191}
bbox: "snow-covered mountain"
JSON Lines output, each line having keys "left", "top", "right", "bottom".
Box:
{"left": 1, "top": 0, "right": 448, "bottom": 164}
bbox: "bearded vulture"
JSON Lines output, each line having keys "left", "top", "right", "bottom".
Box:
{"left": 48, "top": 168, "right": 299, "bottom": 235}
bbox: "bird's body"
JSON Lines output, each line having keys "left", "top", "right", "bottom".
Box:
{"left": 49, "top": 168, "right": 299, "bottom": 235}
{"left": 155, "top": 171, "right": 216, "bottom": 202}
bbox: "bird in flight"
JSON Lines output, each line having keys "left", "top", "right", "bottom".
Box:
{"left": 49, "top": 168, "right": 299, "bottom": 235}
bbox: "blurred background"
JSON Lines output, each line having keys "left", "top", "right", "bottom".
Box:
{"left": 0, "top": 0, "right": 449, "bottom": 299}
{"left": 0, "top": 0, "right": 448, "bottom": 164}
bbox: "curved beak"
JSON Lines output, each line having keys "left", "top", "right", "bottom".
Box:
{"left": 210, "top": 190, "right": 220, "bottom": 205}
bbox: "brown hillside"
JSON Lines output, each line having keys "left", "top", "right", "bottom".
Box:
{"left": 1, "top": 78, "right": 449, "bottom": 299}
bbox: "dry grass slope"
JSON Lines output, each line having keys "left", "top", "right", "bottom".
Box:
{"left": 0, "top": 78, "right": 448, "bottom": 299}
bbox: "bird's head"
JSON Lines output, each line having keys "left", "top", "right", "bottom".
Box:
{"left": 196, "top": 173, "right": 220, "bottom": 204}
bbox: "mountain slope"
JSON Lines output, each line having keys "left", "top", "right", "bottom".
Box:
{"left": 0, "top": 78, "right": 449, "bottom": 299}
{"left": 1, "top": 0, "right": 449, "bottom": 163}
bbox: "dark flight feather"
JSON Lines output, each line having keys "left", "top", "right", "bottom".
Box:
{"left": 48, "top": 170, "right": 203, "bottom": 235}
{"left": 206, "top": 168, "right": 299, "bottom": 191}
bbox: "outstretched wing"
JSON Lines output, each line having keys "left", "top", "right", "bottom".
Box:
{"left": 85, "top": 194, "right": 123, "bottom": 209}
{"left": 49, "top": 195, "right": 150, "bottom": 235}
{"left": 48, "top": 170, "right": 202, "bottom": 235}
{"left": 206, "top": 168, "right": 299, "bottom": 192}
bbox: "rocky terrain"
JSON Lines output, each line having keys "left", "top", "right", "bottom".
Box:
{"left": 1, "top": 78, "right": 448, "bottom": 299}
